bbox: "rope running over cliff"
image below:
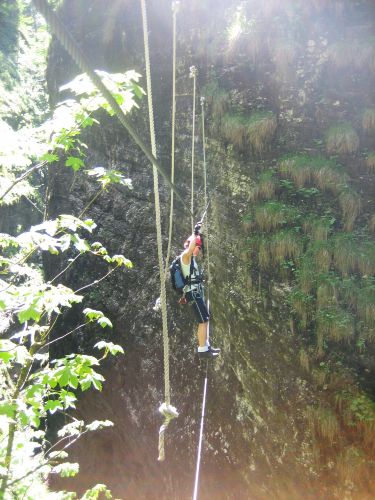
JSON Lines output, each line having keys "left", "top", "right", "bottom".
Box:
{"left": 31, "top": 0, "right": 192, "bottom": 218}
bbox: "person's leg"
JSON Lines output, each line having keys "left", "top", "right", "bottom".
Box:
{"left": 197, "top": 321, "right": 208, "bottom": 347}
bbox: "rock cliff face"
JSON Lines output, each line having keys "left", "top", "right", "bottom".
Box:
{"left": 47, "top": 1, "right": 375, "bottom": 498}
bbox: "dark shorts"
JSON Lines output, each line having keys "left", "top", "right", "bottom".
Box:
{"left": 186, "top": 288, "right": 210, "bottom": 324}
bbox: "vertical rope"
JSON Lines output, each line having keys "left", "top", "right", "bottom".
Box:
{"left": 192, "top": 361, "right": 209, "bottom": 500}
{"left": 201, "top": 97, "right": 210, "bottom": 293}
{"left": 189, "top": 65, "right": 197, "bottom": 231}
{"left": 164, "top": 0, "right": 179, "bottom": 278}
{"left": 140, "top": 0, "right": 178, "bottom": 462}
{"left": 192, "top": 97, "right": 211, "bottom": 500}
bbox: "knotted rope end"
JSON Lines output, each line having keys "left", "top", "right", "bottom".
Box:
{"left": 157, "top": 402, "right": 179, "bottom": 461}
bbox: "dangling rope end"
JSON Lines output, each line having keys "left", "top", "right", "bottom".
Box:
{"left": 158, "top": 402, "right": 179, "bottom": 461}
{"left": 172, "top": 0, "right": 180, "bottom": 14}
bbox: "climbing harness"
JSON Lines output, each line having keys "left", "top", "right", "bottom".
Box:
{"left": 140, "top": 0, "right": 178, "bottom": 462}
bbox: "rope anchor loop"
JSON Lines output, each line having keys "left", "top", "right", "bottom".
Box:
{"left": 158, "top": 402, "right": 179, "bottom": 462}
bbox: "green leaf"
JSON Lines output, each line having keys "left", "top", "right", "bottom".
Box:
{"left": 58, "top": 421, "right": 84, "bottom": 438}
{"left": 80, "top": 483, "right": 112, "bottom": 500}
{"left": 0, "top": 339, "right": 17, "bottom": 363}
{"left": 73, "top": 235, "right": 90, "bottom": 253}
{"left": 40, "top": 152, "right": 59, "bottom": 163}
{"left": 15, "top": 345, "right": 32, "bottom": 364}
{"left": 65, "top": 156, "right": 85, "bottom": 171}
{"left": 0, "top": 402, "right": 16, "bottom": 418}
{"left": 110, "top": 254, "right": 133, "bottom": 268}
{"left": 94, "top": 341, "right": 124, "bottom": 356}
{"left": 85, "top": 420, "right": 113, "bottom": 432}
{"left": 44, "top": 400, "right": 63, "bottom": 414}
{"left": 60, "top": 390, "right": 77, "bottom": 409}
{"left": 17, "top": 299, "right": 42, "bottom": 323}
{"left": 52, "top": 462, "right": 79, "bottom": 478}
{"left": 98, "top": 317, "right": 113, "bottom": 329}
{"left": 83, "top": 308, "right": 104, "bottom": 321}
{"left": 69, "top": 374, "right": 79, "bottom": 389}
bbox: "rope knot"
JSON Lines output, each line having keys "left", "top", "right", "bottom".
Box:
{"left": 189, "top": 65, "right": 198, "bottom": 78}
{"left": 158, "top": 402, "right": 179, "bottom": 462}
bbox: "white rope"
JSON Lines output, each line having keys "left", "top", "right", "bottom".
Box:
{"left": 192, "top": 96, "right": 211, "bottom": 500}
{"left": 192, "top": 361, "right": 209, "bottom": 500}
{"left": 140, "top": 0, "right": 178, "bottom": 462}
{"left": 189, "top": 65, "right": 197, "bottom": 231}
{"left": 164, "top": 0, "right": 179, "bottom": 278}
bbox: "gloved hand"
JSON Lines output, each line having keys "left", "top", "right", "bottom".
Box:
{"left": 194, "top": 222, "right": 202, "bottom": 235}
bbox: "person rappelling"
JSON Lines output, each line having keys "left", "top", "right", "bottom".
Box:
{"left": 171, "top": 221, "right": 220, "bottom": 359}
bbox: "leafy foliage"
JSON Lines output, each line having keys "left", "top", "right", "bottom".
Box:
{"left": 0, "top": 34, "right": 141, "bottom": 494}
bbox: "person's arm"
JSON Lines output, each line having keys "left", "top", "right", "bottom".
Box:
{"left": 181, "top": 234, "right": 197, "bottom": 265}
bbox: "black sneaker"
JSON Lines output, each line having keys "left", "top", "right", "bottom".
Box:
{"left": 198, "top": 349, "right": 219, "bottom": 359}
{"left": 208, "top": 345, "right": 221, "bottom": 354}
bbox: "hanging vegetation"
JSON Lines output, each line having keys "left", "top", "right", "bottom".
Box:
{"left": 246, "top": 111, "right": 277, "bottom": 153}
{"left": 254, "top": 170, "right": 277, "bottom": 200}
{"left": 303, "top": 215, "right": 332, "bottom": 241}
{"left": 365, "top": 152, "right": 375, "bottom": 171}
{"left": 220, "top": 110, "right": 276, "bottom": 152}
{"left": 279, "top": 154, "right": 344, "bottom": 191}
{"left": 325, "top": 121, "right": 360, "bottom": 155}
{"left": 338, "top": 188, "right": 361, "bottom": 231}
{"left": 362, "top": 108, "right": 375, "bottom": 133}
{"left": 307, "top": 405, "right": 340, "bottom": 445}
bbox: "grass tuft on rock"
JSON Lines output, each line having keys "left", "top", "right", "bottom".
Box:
{"left": 220, "top": 112, "right": 247, "bottom": 148}
{"left": 251, "top": 170, "right": 277, "bottom": 201}
{"left": 316, "top": 306, "right": 354, "bottom": 350}
{"left": 369, "top": 214, "right": 375, "bottom": 235}
{"left": 253, "top": 201, "right": 299, "bottom": 231}
{"left": 307, "top": 405, "right": 339, "bottom": 445}
{"left": 299, "top": 348, "right": 310, "bottom": 372}
{"left": 338, "top": 188, "right": 361, "bottom": 231}
{"left": 270, "top": 229, "right": 302, "bottom": 263}
{"left": 332, "top": 233, "right": 358, "bottom": 276}
{"left": 203, "top": 80, "right": 230, "bottom": 119}
{"left": 246, "top": 111, "right": 277, "bottom": 153}
{"left": 279, "top": 154, "right": 344, "bottom": 191}
{"left": 303, "top": 215, "right": 332, "bottom": 241}
{"left": 362, "top": 108, "right": 375, "bottom": 133}
{"left": 365, "top": 152, "right": 375, "bottom": 172}
{"left": 221, "top": 111, "right": 276, "bottom": 152}
{"left": 357, "top": 278, "right": 375, "bottom": 328}
{"left": 325, "top": 121, "right": 359, "bottom": 155}
{"left": 328, "top": 39, "right": 374, "bottom": 70}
